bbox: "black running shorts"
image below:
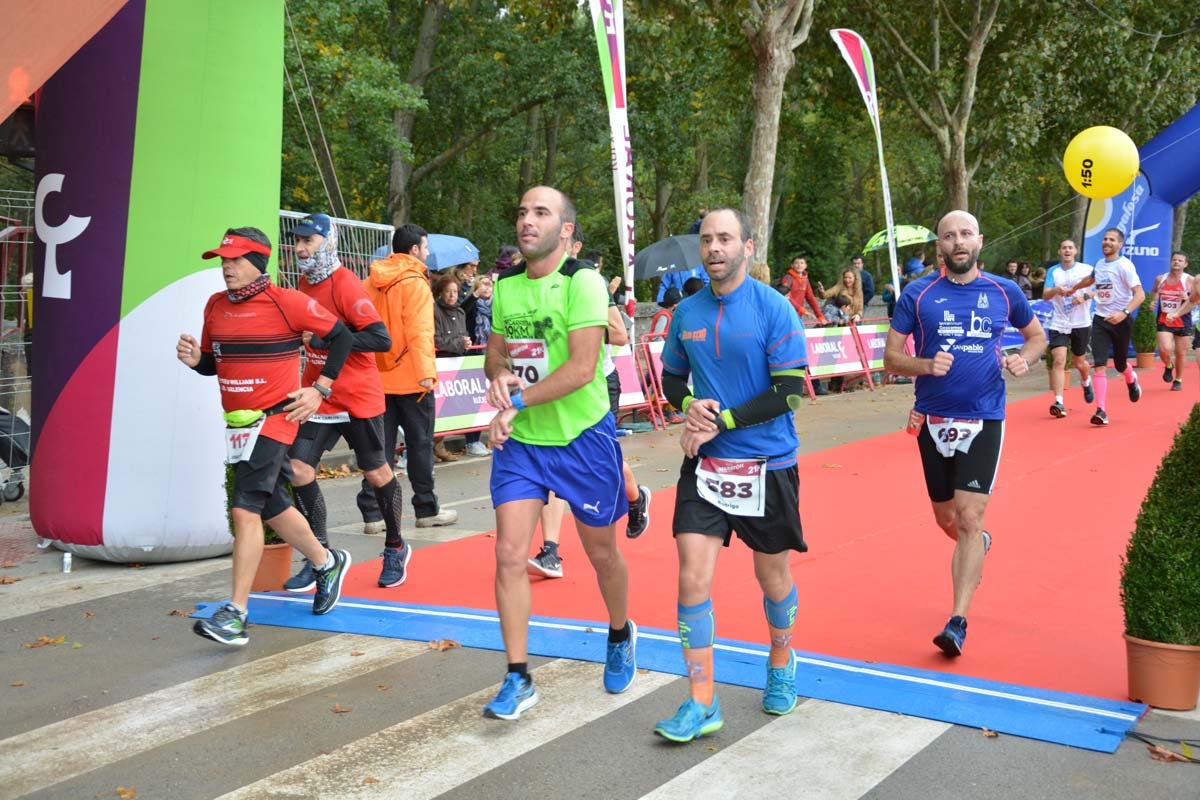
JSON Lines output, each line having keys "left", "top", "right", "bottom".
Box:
{"left": 916, "top": 418, "right": 1004, "bottom": 503}
{"left": 289, "top": 415, "right": 388, "bottom": 472}
{"left": 672, "top": 456, "right": 806, "bottom": 554}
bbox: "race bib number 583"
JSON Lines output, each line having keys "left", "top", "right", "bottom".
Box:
{"left": 695, "top": 456, "right": 766, "bottom": 517}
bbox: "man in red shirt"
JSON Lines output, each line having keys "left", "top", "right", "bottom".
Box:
{"left": 176, "top": 227, "right": 353, "bottom": 647}
{"left": 282, "top": 213, "right": 415, "bottom": 591}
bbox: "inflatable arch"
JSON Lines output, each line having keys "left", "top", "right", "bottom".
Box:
{"left": 24, "top": 0, "right": 284, "bottom": 561}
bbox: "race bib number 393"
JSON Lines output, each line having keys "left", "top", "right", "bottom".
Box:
{"left": 695, "top": 456, "right": 767, "bottom": 517}
{"left": 507, "top": 339, "right": 549, "bottom": 386}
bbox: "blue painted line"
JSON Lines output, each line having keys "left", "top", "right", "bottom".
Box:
{"left": 194, "top": 594, "right": 1145, "bottom": 753}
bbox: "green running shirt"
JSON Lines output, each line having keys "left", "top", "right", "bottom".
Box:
{"left": 493, "top": 256, "right": 611, "bottom": 445}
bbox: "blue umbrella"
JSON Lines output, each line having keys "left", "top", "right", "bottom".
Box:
{"left": 426, "top": 233, "right": 480, "bottom": 271}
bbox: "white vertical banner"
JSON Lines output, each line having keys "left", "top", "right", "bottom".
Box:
{"left": 831, "top": 29, "right": 901, "bottom": 298}
{"left": 589, "top": 0, "right": 636, "bottom": 315}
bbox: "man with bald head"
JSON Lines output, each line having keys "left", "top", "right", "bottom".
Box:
{"left": 884, "top": 210, "right": 1045, "bottom": 657}
{"left": 482, "top": 186, "right": 637, "bottom": 720}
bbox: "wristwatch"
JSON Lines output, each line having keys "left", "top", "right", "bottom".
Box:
{"left": 312, "top": 383, "right": 332, "bottom": 399}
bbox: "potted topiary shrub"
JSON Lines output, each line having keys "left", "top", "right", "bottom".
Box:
{"left": 1131, "top": 292, "right": 1158, "bottom": 370}
{"left": 225, "top": 464, "right": 291, "bottom": 591}
{"left": 1120, "top": 403, "right": 1200, "bottom": 709}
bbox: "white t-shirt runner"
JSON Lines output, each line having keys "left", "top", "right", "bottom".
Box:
{"left": 1045, "top": 261, "right": 1094, "bottom": 332}
{"left": 1090, "top": 255, "right": 1141, "bottom": 318}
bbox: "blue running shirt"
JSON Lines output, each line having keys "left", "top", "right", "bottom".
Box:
{"left": 662, "top": 277, "right": 808, "bottom": 468}
{"left": 891, "top": 272, "right": 1034, "bottom": 420}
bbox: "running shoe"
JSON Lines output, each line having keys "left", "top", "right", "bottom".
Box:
{"left": 464, "top": 441, "right": 491, "bottom": 457}
{"left": 654, "top": 696, "right": 724, "bottom": 742}
{"left": 378, "top": 542, "right": 412, "bottom": 588}
{"left": 982, "top": 530, "right": 992, "bottom": 555}
{"left": 626, "top": 485, "right": 652, "bottom": 539}
{"left": 311, "top": 549, "right": 351, "bottom": 615}
{"left": 527, "top": 545, "right": 563, "bottom": 578}
{"left": 933, "top": 615, "right": 968, "bottom": 657}
{"left": 1091, "top": 409, "right": 1109, "bottom": 426}
{"left": 1082, "top": 381, "right": 1095, "bottom": 404}
{"left": 483, "top": 672, "right": 538, "bottom": 720}
{"left": 1163, "top": 365, "right": 1174, "bottom": 383}
{"left": 1049, "top": 401, "right": 1066, "bottom": 418}
{"left": 762, "top": 650, "right": 798, "bottom": 715}
{"left": 1128, "top": 379, "right": 1142, "bottom": 403}
{"left": 1172, "top": 380, "right": 1183, "bottom": 392}
{"left": 604, "top": 620, "right": 637, "bottom": 694}
{"left": 283, "top": 559, "right": 316, "bottom": 593}
{"left": 193, "top": 602, "right": 248, "bottom": 647}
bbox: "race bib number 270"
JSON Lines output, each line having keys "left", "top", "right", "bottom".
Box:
{"left": 507, "top": 339, "right": 549, "bottom": 386}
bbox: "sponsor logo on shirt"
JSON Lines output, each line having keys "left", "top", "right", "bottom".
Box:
{"left": 966, "top": 311, "right": 992, "bottom": 338}
{"left": 952, "top": 342, "right": 986, "bottom": 354}
{"left": 937, "top": 310, "right": 963, "bottom": 338}
{"left": 682, "top": 328, "right": 707, "bottom": 341}
{"left": 977, "top": 293, "right": 989, "bottom": 309}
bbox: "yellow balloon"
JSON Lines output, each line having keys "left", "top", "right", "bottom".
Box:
{"left": 1063, "top": 126, "right": 1140, "bottom": 199}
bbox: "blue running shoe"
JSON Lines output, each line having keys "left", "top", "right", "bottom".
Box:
{"left": 1083, "top": 381, "right": 1095, "bottom": 404}
{"left": 654, "top": 696, "right": 724, "bottom": 742}
{"left": 762, "top": 650, "right": 798, "bottom": 715}
{"left": 378, "top": 543, "right": 412, "bottom": 588}
{"left": 284, "top": 560, "right": 316, "bottom": 593}
{"left": 192, "top": 602, "right": 248, "bottom": 647}
{"left": 933, "top": 615, "right": 968, "bottom": 657}
{"left": 604, "top": 619, "right": 637, "bottom": 693}
{"left": 483, "top": 672, "right": 538, "bottom": 720}
{"left": 312, "top": 548, "right": 351, "bottom": 616}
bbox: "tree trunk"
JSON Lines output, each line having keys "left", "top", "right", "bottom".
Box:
{"left": 1070, "top": 193, "right": 1088, "bottom": 249}
{"left": 1173, "top": 199, "right": 1188, "bottom": 253}
{"left": 693, "top": 136, "right": 709, "bottom": 194}
{"left": 742, "top": 0, "right": 813, "bottom": 277}
{"left": 517, "top": 104, "right": 541, "bottom": 198}
{"left": 542, "top": 103, "right": 561, "bottom": 186}
{"left": 388, "top": 0, "right": 446, "bottom": 226}
{"left": 652, "top": 162, "right": 673, "bottom": 241}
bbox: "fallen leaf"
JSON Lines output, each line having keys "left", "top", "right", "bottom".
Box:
{"left": 350, "top": 651, "right": 365, "bottom": 657}
{"left": 655, "top": 468, "right": 670, "bottom": 472}
{"left": 981, "top": 728, "right": 999, "bottom": 738}
{"left": 1147, "top": 743, "right": 1189, "bottom": 762}
{"left": 705, "top": 745, "right": 718, "bottom": 752}
{"left": 1182, "top": 742, "right": 1194, "bottom": 760}
{"left": 22, "top": 635, "right": 66, "bottom": 648}
{"left": 0, "top": 576, "right": 20, "bottom": 584}
{"left": 11, "top": 680, "right": 25, "bottom": 687}
{"left": 375, "top": 684, "right": 391, "bottom": 692}
{"left": 83, "top": 611, "right": 95, "bottom": 618}
{"left": 168, "top": 609, "right": 190, "bottom": 617}
{"left": 71, "top": 642, "right": 84, "bottom": 649}
{"left": 821, "top": 463, "right": 843, "bottom": 469}
{"left": 1, "top": 560, "right": 16, "bottom": 568}
{"left": 486, "top": 533, "right": 496, "bottom": 538}
{"left": 428, "top": 639, "right": 460, "bottom": 652}
{"left": 362, "top": 777, "right": 379, "bottom": 785}
{"left": 332, "top": 704, "right": 352, "bottom": 714}
{"left": 117, "top": 787, "right": 137, "bottom": 799}
{"left": 126, "top": 563, "right": 145, "bottom": 569}
{"left": 69, "top": 585, "right": 82, "bottom": 590}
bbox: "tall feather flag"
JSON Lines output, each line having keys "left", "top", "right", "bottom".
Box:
{"left": 830, "top": 29, "right": 901, "bottom": 298}
{"left": 589, "top": 0, "right": 636, "bottom": 315}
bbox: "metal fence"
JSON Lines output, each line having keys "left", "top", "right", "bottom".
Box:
{"left": 0, "top": 191, "right": 34, "bottom": 499}
{"left": 276, "top": 210, "right": 393, "bottom": 287}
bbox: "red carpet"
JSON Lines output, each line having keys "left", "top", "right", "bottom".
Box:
{"left": 341, "top": 383, "right": 1193, "bottom": 702}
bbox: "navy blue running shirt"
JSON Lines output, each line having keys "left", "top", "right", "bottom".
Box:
{"left": 891, "top": 272, "right": 1034, "bottom": 420}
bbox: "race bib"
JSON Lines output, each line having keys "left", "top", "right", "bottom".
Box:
{"left": 695, "top": 456, "right": 766, "bottom": 517}
{"left": 926, "top": 415, "right": 983, "bottom": 458}
{"left": 1095, "top": 281, "right": 1114, "bottom": 305}
{"left": 507, "top": 338, "right": 549, "bottom": 387}
{"left": 309, "top": 411, "right": 350, "bottom": 424}
{"left": 225, "top": 420, "right": 263, "bottom": 465}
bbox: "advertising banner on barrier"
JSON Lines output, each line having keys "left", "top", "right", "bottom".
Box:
{"left": 433, "top": 345, "right": 647, "bottom": 434}
{"left": 855, "top": 321, "right": 890, "bottom": 369}
{"left": 805, "top": 326, "right": 868, "bottom": 377}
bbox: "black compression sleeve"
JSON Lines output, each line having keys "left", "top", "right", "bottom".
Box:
{"left": 660, "top": 370, "right": 691, "bottom": 410}
{"left": 192, "top": 352, "right": 217, "bottom": 376}
{"left": 725, "top": 372, "right": 807, "bottom": 428}
{"left": 318, "top": 320, "right": 352, "bottom": 380}
{"left": 310, "top": 321, "right": 391, "bottom": 354}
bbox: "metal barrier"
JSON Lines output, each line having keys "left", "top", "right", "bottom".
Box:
{"left": 0, "top": 197, "right": 34, "bottom": 501}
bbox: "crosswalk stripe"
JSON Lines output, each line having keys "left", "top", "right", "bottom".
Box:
{"left": 642, "top": 699, "right": 950, "bottom": 800}
{"left": 0, "top": 559, "right": 229, "bottom": 622}
{"left": 0, "top": 634, "right": 426, "bottom": 800}
{"left": 216, "top": 659, "right": 677, "bottom": 800}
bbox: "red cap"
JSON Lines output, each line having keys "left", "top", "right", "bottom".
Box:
{"left": 202, "top": 234, "right": 272, "bottom": 260}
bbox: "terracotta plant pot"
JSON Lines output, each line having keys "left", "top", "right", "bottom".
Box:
{"left": 1124, "top": 633, "right": 1200, "bottom": 710}
{"left": 252, "top": 542, "right": 293, "bottom": 592}
{"left": 1135, "top": 352, "right": 1155, "bottom": 370}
